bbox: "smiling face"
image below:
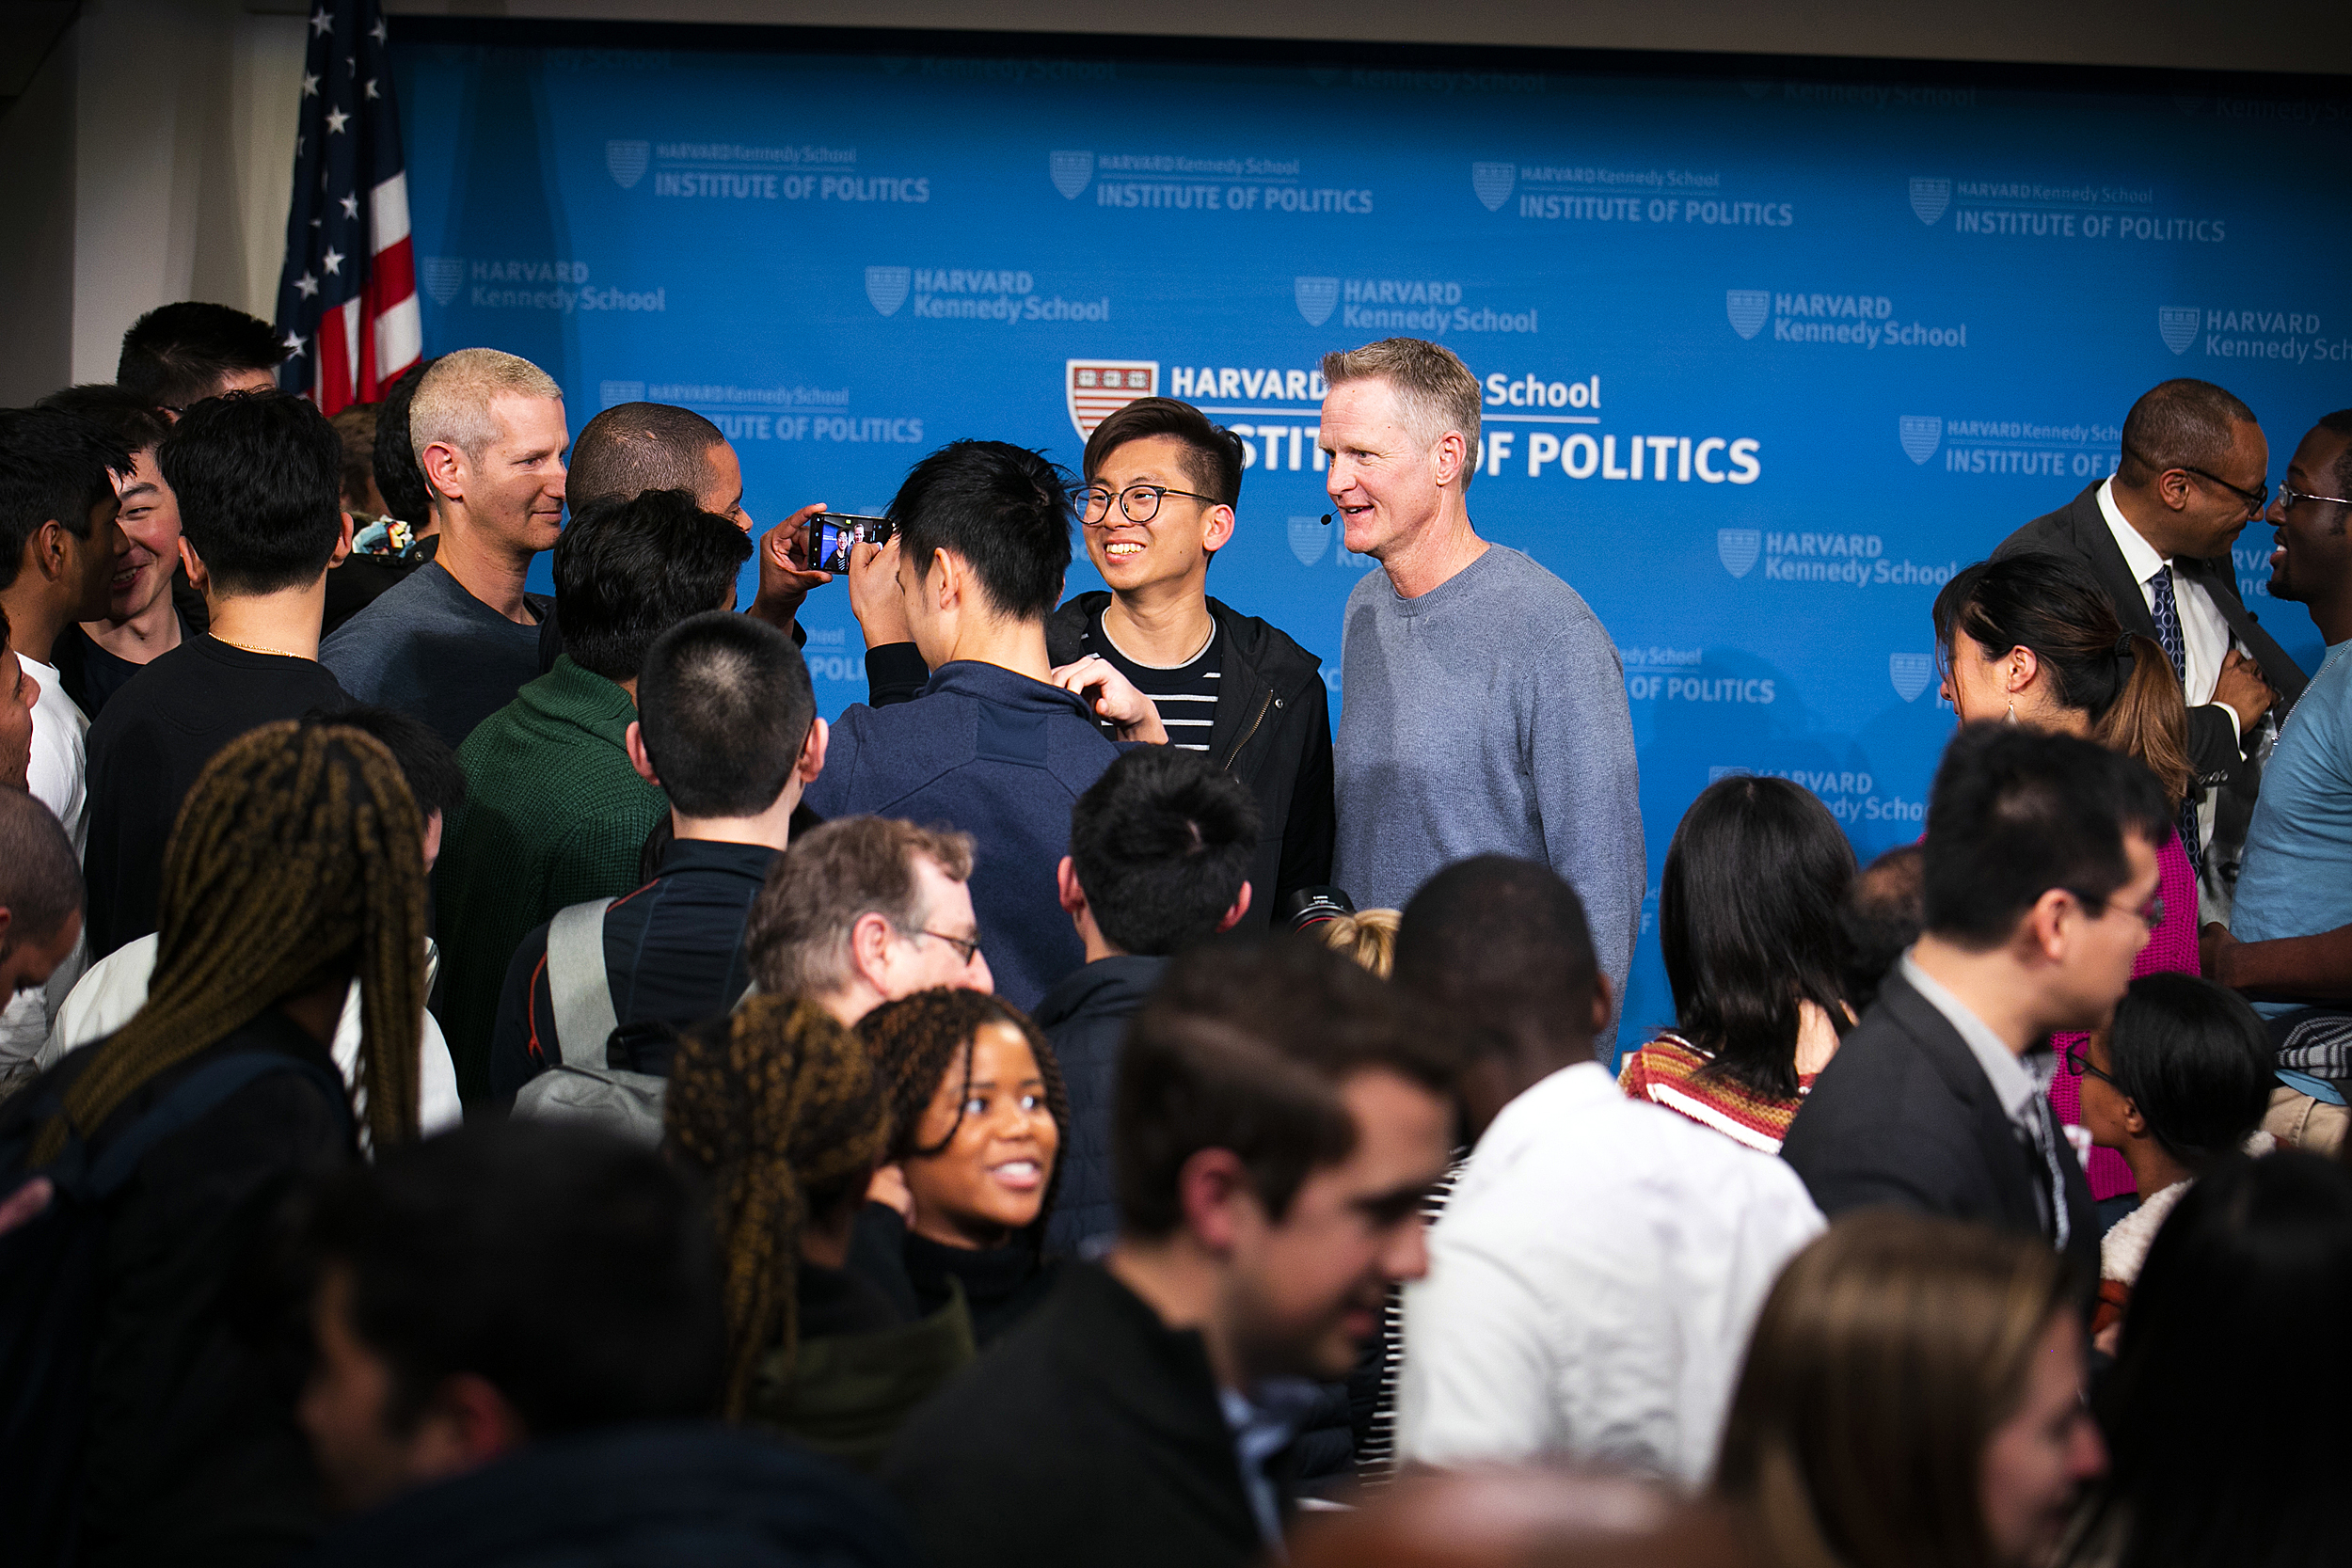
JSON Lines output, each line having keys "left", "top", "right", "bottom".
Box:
{"left": 1084, "top": 434, "right": 1232, "bottom": 595}
{"left": 2263, "top": 423, "right": 2352, "bottom": 608}
{"left": 696, "top": 437, "right": 751, "bottom": 534}
{"left": 465, "top": 394, "right": 569, "bottom": 554}
{"left": 1319, "top": 377, "right": 1457, "bottom": 562}
{"left": 901, "top": 1020, "right": 1060, "bottom": 1250}
{"left": 107, "top": 447, "right": 183, "bottom": 624}
{"left": 1979, "top": 1312, "right": 2106, "bottom": 1568}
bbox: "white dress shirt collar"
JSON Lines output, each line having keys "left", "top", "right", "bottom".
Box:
{"left": 2097, "top": 475, "right": 2171, "bottom": 578}
{"left": 1899, "top": 951, "right": 2041, "bottom": 1124}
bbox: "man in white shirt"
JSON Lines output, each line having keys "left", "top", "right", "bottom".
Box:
{"left": 1392, "top": 854, "right": 1823, "bottom": 1487}
{"left": 1999, "top": 378, "right": 2307, "bottom": 918}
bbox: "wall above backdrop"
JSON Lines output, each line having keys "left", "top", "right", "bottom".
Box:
{"left": 388, "top": 21, "right": 2352, "bottom": 1055}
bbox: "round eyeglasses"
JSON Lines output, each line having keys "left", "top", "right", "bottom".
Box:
{"left": 1080, "top": 483, "right": 1222, "bottom": 526}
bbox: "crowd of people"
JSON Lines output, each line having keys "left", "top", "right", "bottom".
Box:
{"left": 0, "top": 299, "right": 2346, "bottom": 1568}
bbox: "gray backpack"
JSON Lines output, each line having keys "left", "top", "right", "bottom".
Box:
{"left": 507, "top": 898, "right": 669, "bottom": 1145}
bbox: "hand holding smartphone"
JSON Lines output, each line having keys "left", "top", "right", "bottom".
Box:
{"left": 811, "top": 514, "right": 894, "bottom": 575}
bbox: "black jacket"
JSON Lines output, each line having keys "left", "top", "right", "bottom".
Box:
{"left": 1034, "top": 954, "right": 1167, "bottom": 1257}
{"left": 865, "top": 594, "right": 1335, "bottom": 924}
{"left": 1781, "top": 971, "right": 2100, "bottom": 1291}
{"left": 882, "top": 1261, "right": 1280, "bottom": 1568}
{"left": 1997, "top": 484, "right": 2309, "bottom": 798}
{"left": 294, "top": 1422, "right": 917, "bottom": 1568}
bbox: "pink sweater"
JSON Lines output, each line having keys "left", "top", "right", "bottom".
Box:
{"left": 2049, "top": 828, "right": 2200, "bottom": 1201}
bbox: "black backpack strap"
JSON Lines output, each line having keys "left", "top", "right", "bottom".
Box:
{"left": 87, "top": 1053, "right": 351, "bottom": 1196}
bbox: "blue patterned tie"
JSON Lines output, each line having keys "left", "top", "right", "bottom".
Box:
{"left": 2147, "top": 566, "right": 2202, "bottom": 870}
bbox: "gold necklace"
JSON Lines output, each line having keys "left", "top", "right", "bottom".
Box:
{"left": 215, "top": 636, "right": 303, "bottom": 659}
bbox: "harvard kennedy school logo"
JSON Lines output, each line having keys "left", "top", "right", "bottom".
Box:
{"left": 1889, "top": 653, "right": 1935, "bottom": 702}
{"left": 1288, "top": 515, "right": 1331, "bottom": 567}
{"left": 1050, "top": 151, "right": 1094, "bottom": 200}
{"left": 1471, "top": 163, "right": 1516, "bottom": 212}
{"left": 1295, "top": 277, "right": 1339, "bottom": 327}
{"left": 1067, "top": 361, "right": 1158, "bottom": 439}
{"left": 607, "top": 140, "right": 650, "bottom": 190}
{"left": 1725, "top": 290, "right": 1771, "bottom": 341}
{"left": 1899, "top": 415, "right": 1944, "bottom": 465}
{"left": 420, "top": 257, "right": 465, "bottom": 307}
{"left": 1717, "top": 529, "right": 1761, "bottom": 578}
{"left": 1909, "top": 177, "right": 1951, "bottom": 226}
{"left": 866, "top": 267, "right": 911, "bottom": 317}
{"left": 2158, "top": 307, "right": 2201, "bottom": 356}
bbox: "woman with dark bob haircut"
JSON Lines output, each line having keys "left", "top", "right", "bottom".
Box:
{"left": 2066, "top": 1151, "right": 2352, "bottom": 1568}
{"left": 1618, "top": 773, "right": 1855, "bottom": 1152}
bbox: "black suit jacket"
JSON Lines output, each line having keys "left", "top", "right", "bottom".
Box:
{"left": 1996, "top": 483, "right": 2308, "bottom": 795}
{"left": 1782, "top": 971, "right": 2099, "bottom": 1290}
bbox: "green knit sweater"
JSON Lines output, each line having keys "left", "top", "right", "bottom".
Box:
{"left": 433, "top": 656, "right": 667, "bottom": 1102}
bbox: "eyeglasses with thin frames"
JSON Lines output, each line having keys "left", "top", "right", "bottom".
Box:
{"left": 1080, "top": 483, "right": 1223, "bottom": 527}
{"left": 2077, "top": 889, "right": 2164, "bottom": 933}
{"left": 910, "top": 927, "right": 983, "bottom": 965}
{"left": 2123, "top": 441, "right": 2267, "bottom": 515}
{"left": 2278, "top": 483, "right": 2352, "bottom": 515}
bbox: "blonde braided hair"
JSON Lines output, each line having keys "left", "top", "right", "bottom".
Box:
{"left": 661, "top": 994, "right": 889, "bottom": 1419}
{"left": 37, "top": 721, "right": 426, "bottom": 1162}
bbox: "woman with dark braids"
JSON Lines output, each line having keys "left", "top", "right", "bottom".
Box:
{"left": 1, "top": 719, "right": 426, "bottom": 1567}
{"left": 855, "top": 987, "right": 1069, "bottom": 1346}
{"left": 663, "top": 993, "right": 974, "bottom": 1472}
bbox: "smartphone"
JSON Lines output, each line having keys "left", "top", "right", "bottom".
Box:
{"left": 811, "top": 513, "right": 894, "bottom": 575}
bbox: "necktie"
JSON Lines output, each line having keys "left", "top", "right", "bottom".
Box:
{"left": 2029, "top": 1095, "right": 2072, "bottom": 1252}
{"left": 2147, "top": 566, "right": 2203, "bottom": 871}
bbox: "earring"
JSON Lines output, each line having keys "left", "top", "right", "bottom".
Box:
{"left": 2005, "top": 699, "right": 2017, "bottom": 723}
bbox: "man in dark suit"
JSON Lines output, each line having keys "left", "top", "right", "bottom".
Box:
{"left": 1783, "top": 725, "right": 2170, "bottom": 1287}
{"left": 1996, "top": 379, "right": 2307, "bottom": 918}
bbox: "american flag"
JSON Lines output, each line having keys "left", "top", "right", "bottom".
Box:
{"left": 274, "top": 0, "right": 421, "bottom": 414}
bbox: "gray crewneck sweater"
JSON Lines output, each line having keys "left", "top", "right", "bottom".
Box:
{"left": 1332, "top": 543, "right": 1644, "bottom": 1006}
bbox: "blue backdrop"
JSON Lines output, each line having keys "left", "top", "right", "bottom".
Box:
{"left": 390, "top": 30, "right": 2352, "bottom": 1056}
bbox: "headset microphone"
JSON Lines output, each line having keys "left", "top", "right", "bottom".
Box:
{"left": 1319, "top": 514, "right": 1332, "bottom": 526}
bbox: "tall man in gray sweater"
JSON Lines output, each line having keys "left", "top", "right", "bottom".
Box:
{"left": 1319, "top": 338, "right": 1643, "bottom": 1015}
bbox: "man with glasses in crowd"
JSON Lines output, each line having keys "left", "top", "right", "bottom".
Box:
{"left": 1998, "top": 378, "right": 2309, "bottom": 918}
{"left": 2200, "top": 411, "right": 2352, "bottom": 1152}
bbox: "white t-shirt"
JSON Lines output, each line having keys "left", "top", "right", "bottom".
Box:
{"left": 20, "top": 654, "right": 88, "bottom": 856}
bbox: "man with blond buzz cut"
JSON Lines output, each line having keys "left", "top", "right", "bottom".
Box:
{"left": 324, "top": 349, "right": 569, "bottom": 750}
{"left": 1319, "top": 337, "right": 1642, "bottom": 1022}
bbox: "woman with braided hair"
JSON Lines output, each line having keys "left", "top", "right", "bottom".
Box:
{"left": 663, "top": 993, "right": 973, "bottom": 1472}
{"left": 855, "top": 987, "right": 1069, "bottom": 1346}
{"left": 0, "top": 718, "right": 426, "bottom": 1566}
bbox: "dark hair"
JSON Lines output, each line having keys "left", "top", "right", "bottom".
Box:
{"left": 551, "top": 489, "right": 753, "bottom": 682}
{"left": 1082, "top": 395, "right": 1246, "bottom": 506}
{"left": 859, "top": 988, "right": 1072, "bottom": 1253}
{"left": 2116, "top": 378, "right": 2259, "bottom": 487}
{"left": 1392, "top": 854, "right": 1599, "bottom": 1064}
{"left": 0, "top": 406, "right": 134, "bottom": 592}
{"left": 2104, "top": 974, "right": 2273, "bottom": 1170}
{"left": 154, "top": 391, "right": 345, "bottom": 594}
{"left": 637, "top": 611, "right": 815, "bottom": 819}
{"left": 0, "top": 786, "right": 83, "bottom": 955}
{"left": 373, "top": 356, "right": 439, "bottom": 526}
{"left": 35, "top": 384, "right": 171, "bottom": 454}
{"left": 320, "top": 703, "right": 467, "bottom": 822}
{"left": 115, "top": 301, "right": 290, "bottom": 409}
{"left": 1840, "top": 845, "right": 1923, "bottom": 1013}
{"left": 1069, "top": 748, "right": 1259, "bottom": 956}
{"left": 330, "top": 404, "right": 379, "bottom": 511}
{"left": 890, "top": 439, "right": 1071, "bottom": 622}
{"left": 568, "top": 402, "right": 728, "bottom": 510}
{"left": 1115, "top": 934, "right": 1457, "bottom": 1238}
{"left": 2079, "top": 1152, "right": 2352, "bottom": 1568}
{"left": 2315, "top": 408, "right": 2352, "bottom": 518}
{"left": 303, "top": 1121, "right": 725, "bottom": 1438}
{"left": 1934, "top": 553, "right": 2190, "bottom": 808}
{"left": 1659, "top": 777, "right": 1855, "bottom": 1100}
{"left": 1922, "top": 724, "right": 2169, "bottom": 949}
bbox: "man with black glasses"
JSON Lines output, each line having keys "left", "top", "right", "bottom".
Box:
{"left": 1998, "top": 378, "right": 2307, "bottom": 916}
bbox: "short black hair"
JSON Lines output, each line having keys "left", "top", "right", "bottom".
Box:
{"left": 2313, "top": 408, "right": 2352, "bottom": 514}
{"left": 35, "top": 384, "right": 171, "bottom": 454}
{"left": 301, "top": 1121, "right": 726, "bottom": 1437}
{"left": 1069, "top": 748, "right": 1259, "bottom": 956}
{"left": 2106, "top": 973, "right": 2274, "bottom": 1170}
{"left": 0, "top": 786, "right": 83, "bottom": 955}
{"left": 1115, "top": 934, "right": 1457, "bottom": 1238}
{"left": 373, "top": 356, "right": 439, "bottom": 527}
{"left": 2117, "top": 378, "right": 2259, "bottom": 486}
{"left": 0, "top": 406, "right": 134, "bottom": 592}
{"left": 568, "top": 403, "right": 728, "bottom": 510}
{"left": 1659, "top": 776, "right": 1855, "bottom": 1100}
{"left": 637, "top": 612, "right": 816, "bottom": 819}
{"left": 154, "top": 391, "right": 344, "bottom": 595}
{"left": 890, "top": 439, "right": 1071, "bottom": 622}
{"left": 315, "top": 705, "right": 466, "bottom": 821}
{"left": 116, "top": 301, "right": 290, "bottom": 410}
{"left": 1923, "top": 723, "right": 2170, "bottom": 949}
{"left": 1392, "top": 854, "right": 1599, "bottom": 1063}
{"left": 1082, "top": 396, "right": 1246, "bottom": 506}
{"left": 1841, "top": 844, "right": 1923, "bottom": 1013}
{"left": 552, "top": 489, "right": 753, "bottom": 683}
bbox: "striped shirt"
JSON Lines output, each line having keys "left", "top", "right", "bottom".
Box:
{"left": 1616, "top": 1033, "right": 1813, "bottom": 1155}
{"left": 1356, "top": 1157, "right": 1465, "bottom": 1484}
{"left": 1081, "top": 613, "right": 1220, "bottom": 752}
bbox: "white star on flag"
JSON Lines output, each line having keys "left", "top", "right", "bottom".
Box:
{"left": 371, "top": 17, "right": 386, "bottom": 40}
{"left": 283, "top": 331, "right": 305, "bottom": 354}
{"left": 325, "top": 105, "right": 350, "bottom": 134}
{"left": 310, "top": 8, "right": 331, "bottom": 34}
{"left": 301, "top": 71, "right": 319, "bottom": 97}
{"left": 340, "top": 193, "right": 358, "bottom": 218}
{"left": 364, "top": 79, "right": 379, "bottom": 99}
{"left": 321, "top": 247, "right": 344, "bottom": 275}
{"left": 295, "top": 272, "right": 319, "bottom": 297}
